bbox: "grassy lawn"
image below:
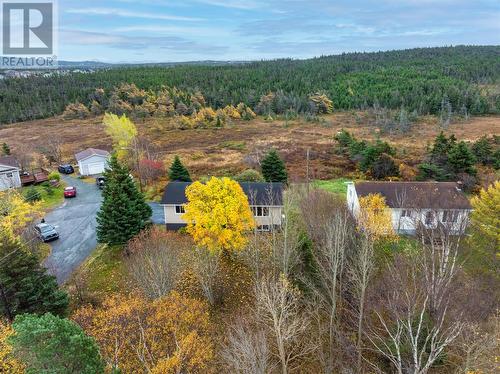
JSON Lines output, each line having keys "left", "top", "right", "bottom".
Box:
{"left": 70, "top": 244, "right": 130, "bottom": 299}
{"left": 313, "top": 178, "right": 351, "bottom": 197}
{"left": 22, "top": 183, "right": 65, "bottom": 210}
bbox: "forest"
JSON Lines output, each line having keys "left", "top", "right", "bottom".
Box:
{"left": 0, "top": 45, "right": 499, "bottom": 124}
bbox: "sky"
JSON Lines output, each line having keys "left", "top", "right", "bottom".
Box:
{"left": 57, "top": 0, "right": 500, "bottom": 62}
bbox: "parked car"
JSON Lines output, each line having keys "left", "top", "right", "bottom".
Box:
{"left": 64, "top": 186, "right": 77, "bottom": 198}
{"left": 34, "top": 223, "right": 59, "bottom": 242}
{"left": 58, "top": 164, "right": 74, "bottom": 174}
{"left": 96, "top": 176, "right": 105, "bottom": 189}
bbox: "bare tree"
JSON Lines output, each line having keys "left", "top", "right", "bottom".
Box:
{"left": 270, "top": 187, "right": 304, "bottom": 278}
{"left": 451, "top": 313, "right": 499, "bottom": 373}
{"left": 125, "top": 228, "right": 187, "bottom": 299}
{"left": 255, "top": 275, "right": 313, "bottom": 374}
{"left": 221, "top": 317, "right": 272, "bottom": 374}
{"left": 126, "top": 240, "right": 182, "bottom": 299}
{"left": 190, "top": 246, "right": 220, "bottom": 306}
{"left": 349, "top": 234, "right": 375, "bottom": 373}
{"left": 36, "top": 134, "right": 63, "bottom": 165}
{"left": 300, "top": 189, "right": 355, "bottom": 373}
{"left": 415, "top": 212, "right": 467, "bottom": 315}
{"left": 367, "top": 256, "right": 463, "bottom": 374}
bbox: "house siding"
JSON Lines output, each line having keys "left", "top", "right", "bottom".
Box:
{"left": 163, "top": 204, "right": 283, "bottom": 230}
{"left": 0, "top": 165, "right": 21, "bottom": 191}
{"left": 77, "top": 155, "right": 109, "bottom": 176}
{"left": 347, "top": 182, "right": 471, "bottom": 235}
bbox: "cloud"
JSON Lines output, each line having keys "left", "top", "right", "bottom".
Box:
{"left": 60, "top": 29, "right": 227, "bottom": 53}
{"left": 65, "top": 7, "right": 202, "bottom": 21}
{"left": 195, "top": 0, "right": 262, "bottom": 10}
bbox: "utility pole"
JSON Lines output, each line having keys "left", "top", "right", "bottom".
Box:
{"left": 306, "top": 148, "right": 310, "bottom": 192}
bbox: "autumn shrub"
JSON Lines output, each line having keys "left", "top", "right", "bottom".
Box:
{"left": 0, "top": 321, "right": 24, "bottom": 373}
{"left": 62, "top": 102, "right": 90, "bottom": 119}
{"left": 234, "top": 169, "right": 265, "bottom": 182}
{"left": 73, "top": 292, "right": 216, "bottom": 373}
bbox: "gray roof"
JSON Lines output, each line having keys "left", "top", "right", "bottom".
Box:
{"left": 0, "top": 156, "right": 20, "bottom": 169}
{"left": 354, "top": 181, "right": 471, "bottom": 210}
{"left": 161, "top": 181, "right": 284, "bottom": 206}
{"left": 75, "top": 148, "right": 110, "bottom": 162}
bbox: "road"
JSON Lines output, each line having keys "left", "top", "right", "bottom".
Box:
{"left": 44, "top": 175, "right": 164, "bottom": 284}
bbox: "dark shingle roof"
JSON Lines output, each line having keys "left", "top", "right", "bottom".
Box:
{"left": 75, "top": 148, "right": 110, "bottom": 162}
{"left": 0, "top": 156, "right": 20, "bottom": 169}
{"left": 354, "top": 181, "right": 471, "bottom": 210}
{"left": 161, "top": 181, "right": 284, "bottom": 206}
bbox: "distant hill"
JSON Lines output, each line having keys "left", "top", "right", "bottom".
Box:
{"left": 1, "top": 45, "right": 499, "bottom": 124}
{"left": 57, "top": 60, "right": 250, "bottom": 69}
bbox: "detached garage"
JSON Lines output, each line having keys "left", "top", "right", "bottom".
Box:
{"left": 75, "top": 148, "right": 110, "bottom": 176}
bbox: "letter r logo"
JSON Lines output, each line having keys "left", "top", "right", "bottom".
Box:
{"left": 2, "top": 2, "right": 53, "bottom": 54}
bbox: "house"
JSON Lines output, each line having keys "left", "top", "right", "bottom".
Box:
{"left": 75, "top": 148, "right": 110, "bottom": 176}
{"left": 160, "top": 182, "right": 284, "bottom": 231}
{"left": 0, "top": 156, "right": 22, "bottom": 191}
{"left": 346, "top": 181, "right": 472, "bottom": 235}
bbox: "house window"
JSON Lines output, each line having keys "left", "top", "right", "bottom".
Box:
{"left": 401, "top": 209, "right": 413, "bottom": 218}
{"left": 252, "top": 206, "right": 269, "bottom": 217}
{"left": 175, "top": 205, "right": 185, "bottom": 214}
{"left": 442, "top": 210, "right": 459, "bottom": 223}
{"left": 257, "top": 224, "right": 270, "bottom": 232}
{"left": 425, "top": 211, "right": 434, "bottom": 225}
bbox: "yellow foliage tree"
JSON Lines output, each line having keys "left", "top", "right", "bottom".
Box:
{"left": 103, "top": 113, "right": 137, "bottom": 160}
{"left": 470, "top": 181, "right": 500, "bottom": 256}
{"left": 0, "top": 190, "right": 41, "bottom": 239}
{"left": 73, "top": 291, "right": 214, "bottom": 373}
{"left": 0, "top": 321, "right": 24, "bottom": 373}
{"left": 194, "top": 107, "right": 217, "bottom": 126}
{"left": 309, "top": 93, "right": 333, "bottom": 114}
{"left": 358, "top": 193, "right": 396, "bottom": 241}
{"left": 183, "top": 177, "right": 255, "bottom": 253}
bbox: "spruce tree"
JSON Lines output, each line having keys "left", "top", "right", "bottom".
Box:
{"left": 261, "top": 149, "right": 288, "bottom": 183}
{"left": 448, "top": 141, "right": 477, "bottom": 176}
{"left": 96, "top": 154, "right": 152, "bottom": 245}
{"left": 471, "top": 136, "right": 493, "bottom": 165}
{"left": 1, "top": 143, "right": 10, "bottom": 156}
{"left": 168, "top": 155, "right": 192, "bottom": 182}
{"left": 0, "top": 235, "right": 68, "bottom": 321}
{"left": 430, "top": 132, "right": 452, "bottom": 166}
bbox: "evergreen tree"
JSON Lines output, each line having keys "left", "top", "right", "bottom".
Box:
{"left": 370, "top": 153, "right": 399, "bottom": 179}
{"left": 10, "top": 313, "right": 105, "bottom": 374}
{"left": 430, "top": 132, "right": 452, "bottom": 166}
{"left": 471, "top": 136, "right": 493, "bottom": 165}
{"left": 448, "top": 141, "right": 477, "bottom": 176}
{"left": 0, "top": 235, "right": 68, "bottom": 321}
{"left": 1, "top": 143, "right": 10, "bottom": 156}
{"left": 96, "top": 154, "right": 152, "bottom": 245}
{"left": 168, "top": 155, "right": 192, "bottom": 182}
{"left": 261, "top": 149, "right": 288, "bottom": 183}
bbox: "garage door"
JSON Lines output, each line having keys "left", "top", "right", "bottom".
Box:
{"left": 87, "top": 162, "right": 104, "bottom": 175}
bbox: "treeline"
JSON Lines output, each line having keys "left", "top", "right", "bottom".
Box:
{"left": 335, "top": 129, "right": 500, "bottom": 187}
{"left": 1, "top": 45, "right": 499, "bottom": 123}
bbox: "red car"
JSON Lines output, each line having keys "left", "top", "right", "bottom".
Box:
{"left": 64, "top": 186, "right": 77, "bottom": 198}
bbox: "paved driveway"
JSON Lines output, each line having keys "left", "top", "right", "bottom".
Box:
{"left": 44, "top": 175, "right": 102, "bottom": 284}
{"left": 44, "top": 175, "right": 165, "bottom": 284}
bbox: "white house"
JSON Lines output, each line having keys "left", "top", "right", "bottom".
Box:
{"left": 0, "top": 156, "right": 22, "bottom": 191}
{"left": 75, "top": 148, "right": 110, "bottom": 176}
{"left": 347, "top": 181, "right": 472, "bottom": 235}
{"left": 160, "top": 182, "right": 284, "bottom": 231}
